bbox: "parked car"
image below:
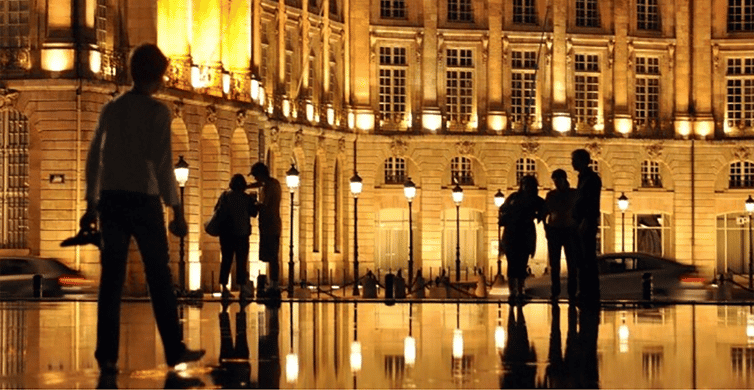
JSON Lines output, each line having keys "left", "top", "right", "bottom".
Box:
{"left": 525, "top": 252, "right": 711, "bottom": 301}
{"left": 0, "top": 256, "right": 95, "bottom": 298}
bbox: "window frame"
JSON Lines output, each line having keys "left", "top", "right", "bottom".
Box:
{"left": 445, "top": 48, "right": 475, "bottom": 131}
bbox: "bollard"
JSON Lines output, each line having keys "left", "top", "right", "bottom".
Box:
{"left": 384, "top": 271, "right": 395, "bottom": 299}
{"left": 642, "top": 272, "right": 653, "bottom": 300}
{"left": 33, "top": 274, "right": 42, "bottom": 298}
{"left": 257, "top": 274, "right": 267, "bottom": 298}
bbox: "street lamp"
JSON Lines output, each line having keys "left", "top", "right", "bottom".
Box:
{"left": 404, "top": 178, "right": 416, "bottom": 287}
{"left": 452, "top": 182, "right": 464, "bottom": 282}
{"left": 746, "top": 195, "right": 754, "bottom": 289}
{"left": 285, "top": 164, "right": 300, "bottom": 297}
{"left": 174, "top": 155, "right": 189, "bottom": 293}
{"left": 618, "top": 192, "right": 629, "bottom": 252}
{"left": 350, "top": 172, "right": 363, "bottom": 296}
{"left": 493, "top": 189, "right": 505, "bottom": 277}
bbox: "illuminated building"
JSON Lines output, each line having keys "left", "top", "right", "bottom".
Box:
{"left": 1, "top": 0, "right": 753, "bottom": 292}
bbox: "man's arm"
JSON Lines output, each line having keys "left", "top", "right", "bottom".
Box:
{"left": 80, "top": 108, "right": 106, "bottom": 230}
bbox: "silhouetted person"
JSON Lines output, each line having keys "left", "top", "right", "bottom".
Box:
{"left": 258, "top": 304, "right": 281, "bottom": 389}
{"left": 216, "top": 174, "right": 257, "bottom": 300}
{"left": 499, "top": 175, "right": 545, "bottom": 301}
{"left": 211, "top": 301, "right": 251, "bottom": 388}
{"left": 249, "top": 162, "right": 282, "bottom": 296}
{"left": 544, "top": 169, "right": 578, "bottom": 300}
{"left": 80, "top": 43, "right": 204, "bottom": 375}
{"left": 571, "top": 149, "right": 602, "bottom": 304}
{"left": 564, "top": 305, "right": 600, "bottom": 388}
{"left": 501, "top": 305, "right": 537, "bottom": 389}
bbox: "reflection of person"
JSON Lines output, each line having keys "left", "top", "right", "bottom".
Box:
{"left": 258, "top": 304, "right": 281, "bottom": 389}
{"left": 500, "top": 305, "right": 537, "bottom": 389}
{"left": 249, "top": 162, "right": 282, "bottom": 295}
{"left": 564, "top": 305, "right": 600, "bottom": 388}
{"left": 217, "top": 174, "right": 257, "bottom": 300}
{"left": 499, "top": 175, "right": 545, "bottom": 300}
{"left": 80, "top": 43, "right": 204, "bottom": 374}
{"left": 543, "top": 303, "right": 566, "bottom": 389}
{"left": 211, "top": 301, "right": 251, "bottom": 388}
{"left": 571, "top": 149, "right": 602, "bottom": 304}
{"left": 544, "top": 169, "right": 578, "bottom": 300}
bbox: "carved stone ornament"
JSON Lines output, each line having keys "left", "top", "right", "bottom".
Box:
{"left": 171, "top": 101, "right": 184, "bottom": 119}
{"left": 584, "top": 141, "right": 603, "bottom": 159}
{"left": 269, "top": 126, "right": 280, "bottom": 146}
{"left": 645, "top": 142, "right": 664, "bottom": 160}
{"left": 456, "top": 140, "right": 475, "bottom": 156}
{"left": 607, "top": 39, "right": 615, "bottom": 69}
{"left": 627, "top": 41, "right": 634, "bottom": 69}
{"left": 481, "top": 34, "right": 489, "bottom": 64}
{"left": 206, "top": 105, "right": 217, "bottom": 124}
{"left": 390, "top": 138, "right": 409, "bottom": 157}
{"left": 294, "top": 128, "right": 304, "bottom": 148}
{"left": 734, "top": 145, "right": 750, "bottom": 161}
{"left": 520, "top": 139, "right": 540, "bottom": 156}
{"left": 667, "top": 43, "right": 676, "bottom": 70}
{"left": 712, "top": 43, "right": 720, "bottom": 71}
{"left": 338, "top": 137, "right": 347, "bottom": 154}
{"left": 0, "top": 88, "right": 19, "bottom": 111}
{"left": 236, "top": 109, "right": 248, "bottom": 128}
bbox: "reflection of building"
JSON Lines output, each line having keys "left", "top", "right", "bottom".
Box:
{"left": 6, "top": 0, "right": 754, "bottom": 290}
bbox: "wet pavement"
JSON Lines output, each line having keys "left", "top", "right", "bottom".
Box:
{"left": 2, "top": 296, "right": 754, "bottom": 389}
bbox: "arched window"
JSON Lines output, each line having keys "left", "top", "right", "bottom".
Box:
{"left": 0, "top": 109, "right": 28, "bottom": 249}
{"left": 515, "top": 157, "right": 536, "bottom": 185}
{"left": 384, "top": 157, "right": 406, "bottom": 184}
{"left": 730, "top": 161, "right": 754, "bottom": 188}
{"left": 451, "top": 156, "right": 473, "bottom": 185}
{"left": 641, "top": 160, "right": 662, "bottom": 188}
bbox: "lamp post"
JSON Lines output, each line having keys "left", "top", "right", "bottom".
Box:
{"left": 174, "top": 156, "right": 189, "bottom": 293}
{"left": 493, "top": 189, "right": 505, "bottom": 277}
{"left": 350, "top": 173, "right": 363, "bottom": 296}
{"left": 404, "top": 178, "right": 416, "bottom": 287}
{"left": 286, "top": 164, "right": 300, "bottom": 297}
{"left": 618, "top": 192, "right": 629, "bottom": 252}
{"left": 452, "top": 182, "right": 464, "bottom": 282}
{"left": 746, "top": 195, "right": 754, "bottom": 289}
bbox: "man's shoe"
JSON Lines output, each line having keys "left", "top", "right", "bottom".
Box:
{"left": 168, "top": 347, "right": 206, "bottom": 369}
{"left": 221, "top": 287, "right": 234, "bottom": 300}
{"left": 98, "top": 360, "right": 118, "bottom": 375}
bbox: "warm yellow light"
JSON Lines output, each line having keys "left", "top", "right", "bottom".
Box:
{"left": 285, "top": 353, "right": 299, "bottom": 383}
{"left": 222, "top": 72, "right": 231, "bottom": 95}
{"left": 282, "top": 99, "right": 291, "bottom": 118}
{"left": 306, "top": 102, "right": 315, "bottom": 122}
{"left": 348, "top": 111, "right": 356, "bottom": 129}
{"left": 675, "top": 118, "right": 692, "bottom": 137}
{"left": 614, "top": 115, "right": 632, "bottom": 135}
{"left": 694, "top": 120, "right": 713, "bottom": 138}
{"left": 452, "top": 328, "right": 464, "bottom": 359}
{"left": 495, "top": 325, "right": 506, "bottom": 351}
{"left": 188, "top": 261, "right": 202, "bottom": 291}
{"left": 327, "top": 107, "right": 335, "bottom": 126}
{"left": 250, "top": 78, "right": 260, "bottom": 101}
{"left": 356, "top": 112, "right": 374, "bottom": 131}
{"left": 350, "top": 341, "right": 362, "bottom": 372}
{"left": 423, "top": 111, "right": 442, "bottom": 132}
{"left": 488, "top": 113, "right": 507, "bottom": 132}
{"left": 89, "top": 50, "right": 102, "bottom": 74}
{"left": 42, "top": 49, "right": 75, "bottom": 72}
{"left": 553, "top": 114, "right": 572, "bottom": 133}
{"left": 404, "top": 336, "right": 416, "bottom": 366}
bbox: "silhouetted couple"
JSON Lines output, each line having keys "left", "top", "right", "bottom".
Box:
{"left": 498, "top": 148, "right": 602, "bottom": 304}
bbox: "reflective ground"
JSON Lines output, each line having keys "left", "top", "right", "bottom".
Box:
{"left": 2, "top": 298, "right": 754, "bottom": 388}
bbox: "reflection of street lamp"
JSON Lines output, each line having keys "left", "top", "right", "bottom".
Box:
{"left": 746, "top": 195, "right": 754, "bottom": 289}
{"left": 350, "top": 303, "right": 361, "bottom": 372}
{"left": 174, "top": 156, "right": 189, "bottom": 292}
{"left": 618, "top": 192, "right": 629, "bottom": 252}
{"left": 618, "top": 311, "right": 629, "bottom": 353}
{"left": 351, "top": 173, "right": 363, "bottom": 296}
{"left": 404, "top": 178, "right": 416, "bottom": 287}
{"left": 747, "top": 307, "right": 754, "bottom": 344}
{"left": 494, "top": 303, "right": 506, "bottom": 352}
{"left": 286, "top": 164, "right": 300, "bottom": 297}
{"left": 285, "top": 301, "right": 299, "bottom": 383}
{"left": 452, "top": 183, "right": 464, "bottom": 282}
{"left": 404, "top": 302, "right": 416, "bottom": 366}
{"left": 494, "top": 189, "right": 505, "bottom": 277}
{"left": 452, "top": 302, "right": 463, "bottom": 359}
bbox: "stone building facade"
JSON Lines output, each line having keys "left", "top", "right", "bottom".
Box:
{"left": 1, "top": 0, "right": 753, "bottom": 293}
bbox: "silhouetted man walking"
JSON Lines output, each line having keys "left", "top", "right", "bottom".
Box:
{"left": 571, "top": 149, "right": 602, "bottom": 304}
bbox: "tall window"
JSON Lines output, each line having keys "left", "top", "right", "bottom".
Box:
{"left": 308, "top": 51, "right": 315, "bottom": 97}
{"left": 516, "top": 157, "right": 537, "bottom": 185}
{"left": 576, "top": 0, "right": 600, "bottom": 27}
{"left": 636, "top": 0, "right": 659, "bottom": 30}
{"left": 589, "top": 159, "right": 600, "bottom": 173}
{"left": 732, "top": 346, "right": 754, "bottom": 379}
{"left": 730, "top": 161, "right": 754, "bottom": 188}
{"left": 635, "top": 56, "right": 660, "bottom": 128}
{"left": 381, "top": 0, "right": 406, "bottom": 19}
{"left": 728, "top": 0, "right": 754, "bottom": 32}
{"left": 0, "top": 0, "right": 29, "bottom": 48}
{"left": 261, "top": 28, "right": 269, "bottom": 81}
{"left": 446, "top": 49, "right": 474, "bottom": 130}
{"left": 448, "top": 0, "right": 473, "bottom": 22}
{"left": 641, "top": 160, "right": 662, "bottom": 188}
{"left": 313, "top": 158, "right": 320, "bottom": 253}
{"left": 384, "top": 157, "right": 407, "bottom": 185}
{"left": 96, "top": 0, "right": 107, "bottom": 47}
{"left": 634, "top": 213, "right": 670, "bottom": 256}
{"left": 575, "top": 54, "right": 601, "bottom": 132}
{"left": 511, "top": 51, "right": 537, "bottom": 130}
{"left": 334, "top": 161, "right": 341, "bottom": 253}
{"left": 726, "top": 58, "right": 754, "bottom": 133}
{"left": 451, "top": 156, "right": 473, "bottom": 185}
{"left": 329, "top": 50, "right": 337, "bottom": 103}
{"left": 513, "top": 0, "right": 537, "bottom": 24}
{"left": 0, "top": 110, "right": 28, "bottom": 249}
{"left": 285, "top": 33, "right": 294, "bottom": 96}
{"left": 379, "top": 47, "right": 408, "bottom": 128}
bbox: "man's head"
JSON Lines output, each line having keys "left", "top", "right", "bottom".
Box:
{"left": 250, "top": 162, "right": 270, "bottom": 181}
{"left": 519, "top": 175, "right": 538, "bottom": 195}
{"left": 229, "top": 174, "right": 247, "bottom": 192}
{"left": 571, "top": 149, "right": 591, "bottom": 172}
{"left": 551, "top": 168, "right": 569, "bottom": 190}
{"left": 129, "top": 43, "right": 168, "bottom": 93}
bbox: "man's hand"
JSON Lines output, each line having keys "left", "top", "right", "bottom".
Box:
{"left": 79, "top": 207, "right": 97, "bottom": 231}
{"left": 169, "top": 205, "right": 188, "bottom": 237}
